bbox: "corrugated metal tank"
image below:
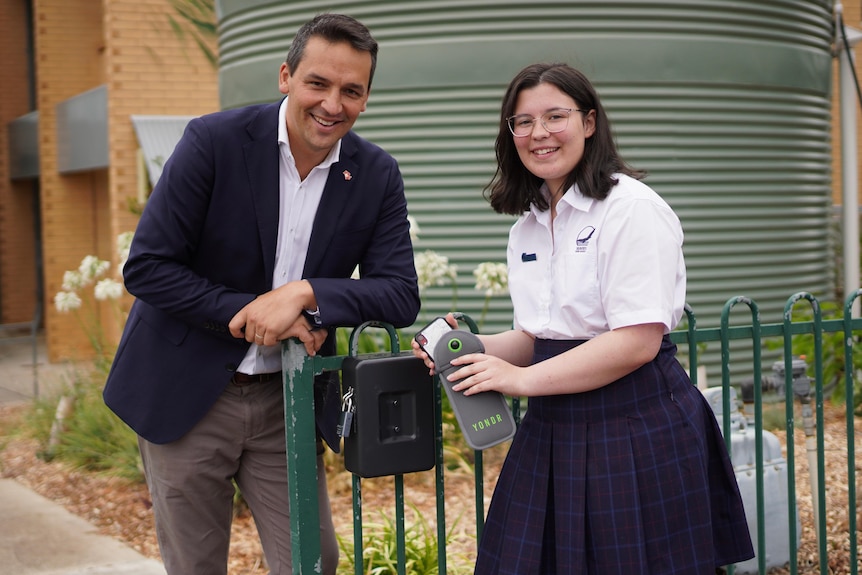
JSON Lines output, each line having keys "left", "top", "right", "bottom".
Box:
{"left": 217, "top": 1, "right": 835, "bottom": 377}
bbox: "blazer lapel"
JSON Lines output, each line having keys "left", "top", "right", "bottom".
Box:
{"left": 243, "top": 103, "right": 281, "bottom": 285}
{"left": 304, "top": 132, "right": 359, "bottom": 277}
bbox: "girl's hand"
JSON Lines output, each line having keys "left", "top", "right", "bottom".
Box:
{"left": 411, "top": 338, "right": 436, "bottom": 374}
{"left": 448, "top": 353, "right": 526, "bottom": 397}
{"left": 411, "top": 313, "right": 460, "bottom": 375}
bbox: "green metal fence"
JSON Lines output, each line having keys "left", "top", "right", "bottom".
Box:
{"left": 281, "top": 291, "right": 861, "bottom": 574}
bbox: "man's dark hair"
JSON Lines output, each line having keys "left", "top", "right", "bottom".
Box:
{"left": 285, "top": 13, "right": 379, "bottom": 89}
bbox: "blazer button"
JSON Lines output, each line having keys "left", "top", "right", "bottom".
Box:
{"left": 225, "top": 363, "right": 237, "bottom": 372}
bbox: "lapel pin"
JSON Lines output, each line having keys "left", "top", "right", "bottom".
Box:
{"left": 343, "top": 170, "right": 353, "bottom": 181}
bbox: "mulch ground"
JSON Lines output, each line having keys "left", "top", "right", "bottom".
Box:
{"left": 1, "top": 401, "right": 859, "bottom": 574}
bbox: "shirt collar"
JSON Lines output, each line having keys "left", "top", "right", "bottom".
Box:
{"left": 277, "top": 96, "right": 342, "bottom": 169}
{"left": 528, "top": 183, "right": 595, "bottom": 228}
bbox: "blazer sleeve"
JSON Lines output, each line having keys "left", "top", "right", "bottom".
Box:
{"left": 122, "top": 112, "right": 270, "bottom": 337}
{"left": 304, "top": 135, "right": 420, "bottom": 329}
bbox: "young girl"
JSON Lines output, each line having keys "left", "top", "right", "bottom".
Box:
{"left": 415, "top": 62, "right": 754, "bottom": 574}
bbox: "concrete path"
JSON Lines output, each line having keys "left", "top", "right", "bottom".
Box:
{"left": 0, "top": 332, "right": 167, "bottom": 575}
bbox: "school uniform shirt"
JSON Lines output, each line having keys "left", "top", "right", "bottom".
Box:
{"left": 474, "top": 174, "right": 754, "bottom": 575}
{"left": 507, "top": 173, "right": 686, "bottom": 339}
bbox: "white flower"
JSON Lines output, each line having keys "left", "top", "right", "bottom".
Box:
{"left": 78, "top": 255, "right": 110, "bottom": 284}
{"left": 94, "top": 278, "right": 124, "bottom": 301}
{"left": 116, "top": 231, "right": 134, "bottom": 255}
{"left": 473, "top": 262, "right": 509, "bottom": 297}
{"left": 54, "top": 291, "right": 82, "bottom": 313}
{"left": 116, "top": 231, "right": 134, "bottom": 273}
{"left": 414, "top": 250, "right": 457, "bottom": 291}
{"left": 407, "top": 215, "right": 420, "bottom": 242}
{"left": 61, "top": 270, "right": 85, "bottom": 292}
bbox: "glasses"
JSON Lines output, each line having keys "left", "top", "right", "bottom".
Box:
{"left": 507, "top": 108, "right": 585, "bottom": 137}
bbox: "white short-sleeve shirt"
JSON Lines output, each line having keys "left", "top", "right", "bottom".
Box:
{"left": 508, "top": 173, "right": 686, "bottom": 340}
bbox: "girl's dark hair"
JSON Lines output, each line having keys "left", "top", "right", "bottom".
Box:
{"left": 285, "top": 13, "right": 379, "bottom": 89}
{"left": 484, "top": 63, "right": 644, "bottom": 215}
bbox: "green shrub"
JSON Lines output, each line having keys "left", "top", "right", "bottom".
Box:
{"left": 47, "top": 381, "right": 142, "bottom": 480}
{"left": 337, "top": 504, "right": 472, "bottom": 575}
{"left": 767, "top": 300, "right": 862, "bottom": 415}
{"left": 23, "top": 368, "right": 142, "bottom": 481}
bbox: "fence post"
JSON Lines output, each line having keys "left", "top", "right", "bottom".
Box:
{"left": 783, "top": 292, "right": 827, "bottom": 575}
{"left": 282, "top": 338, "right": 323, "bottom": 573}
{"left": 844, "top": 290, "right": 861, "bottom": 575}
{"left": 720, "top": 296, "right": 764, "bottom": 575}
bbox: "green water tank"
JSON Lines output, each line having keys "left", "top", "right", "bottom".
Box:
{"left": 217, "top": 1, "right": 836, "bottom": 376}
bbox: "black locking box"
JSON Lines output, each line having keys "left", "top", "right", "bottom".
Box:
{"left": 341, "top": 352, "right": 435, "bottom": 478}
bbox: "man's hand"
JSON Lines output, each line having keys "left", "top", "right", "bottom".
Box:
{"left": 229, "top": 280, "right": 322, "bottom": 353}
{"left": 275, "top": 318, "right": 329, "bottom": 356}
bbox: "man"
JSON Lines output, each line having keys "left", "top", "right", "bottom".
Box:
{"left": 103, "top": 13, "right": 420, "bottom": 575}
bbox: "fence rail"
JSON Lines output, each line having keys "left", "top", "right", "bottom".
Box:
{"left": 281, "top": 290, "right": 862, "bottom": 574}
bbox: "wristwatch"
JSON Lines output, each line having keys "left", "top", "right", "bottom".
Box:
{"left": 303, "top": 308, "right": 323, "bottom": 330}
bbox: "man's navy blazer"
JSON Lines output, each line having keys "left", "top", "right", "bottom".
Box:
{"left": 103, "top": 100, "right": 420, "bottom": 448}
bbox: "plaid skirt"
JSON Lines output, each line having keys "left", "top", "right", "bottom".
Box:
{"left": 474, "top": 336, "right": 754, "bottom": 575}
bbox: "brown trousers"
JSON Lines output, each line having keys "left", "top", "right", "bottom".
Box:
{"left": 138, "top": 379, "right": 338, "bottom": 575}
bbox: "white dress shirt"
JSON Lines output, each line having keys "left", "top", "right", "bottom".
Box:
{"left": 507, "top": 173, "right": 686, "bottom": 340}
{"left": 237, "top": 97, "right": 341, "bottom": 374}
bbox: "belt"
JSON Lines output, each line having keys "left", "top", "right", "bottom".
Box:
{"left": 231, "top": 371, "right": 282, "bottom": 385}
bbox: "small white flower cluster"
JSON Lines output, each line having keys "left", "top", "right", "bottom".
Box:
{"left": 53, "top": 233, "right": 132, "bottom": 313}
{"left": 77, "top": 255, "right": 110, "bottom": 282}
{"left": 473, "top": 261, "right": 509, "bottom": 297}
{"left": 407, "top": 215, "right": 420, "bottom": 242}
{"left": 54, "top": 291, "right": 83, "bottom": 313}
{"left": 409, "top": 215, "right": 507, "bottom": 296}
{"left": 116, "top": 231, "right": 134, "bottom": 274}
{"left": 360, "top": 214, "right": 510, "bottom": 325}
{"left": 414, "top": 250, "right": 458, "bottom": 291}
{"left": 94, "top": 278, "right": 124, "bottom": 301}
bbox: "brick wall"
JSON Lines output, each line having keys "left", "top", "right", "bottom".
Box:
{"left": 0, "top": 1, "right": 39, "bottom": 325}
{"left": 98, "top": 0, "right": 218, "bottom": 350}
{"left": 33, "top": 0, "right": 107, "bottom": 360}
{"left": 104, "top": 0, "right": 220, "bottom": 246}
{"left": 31, "top": 0, "right": 217, "bottom": 361}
